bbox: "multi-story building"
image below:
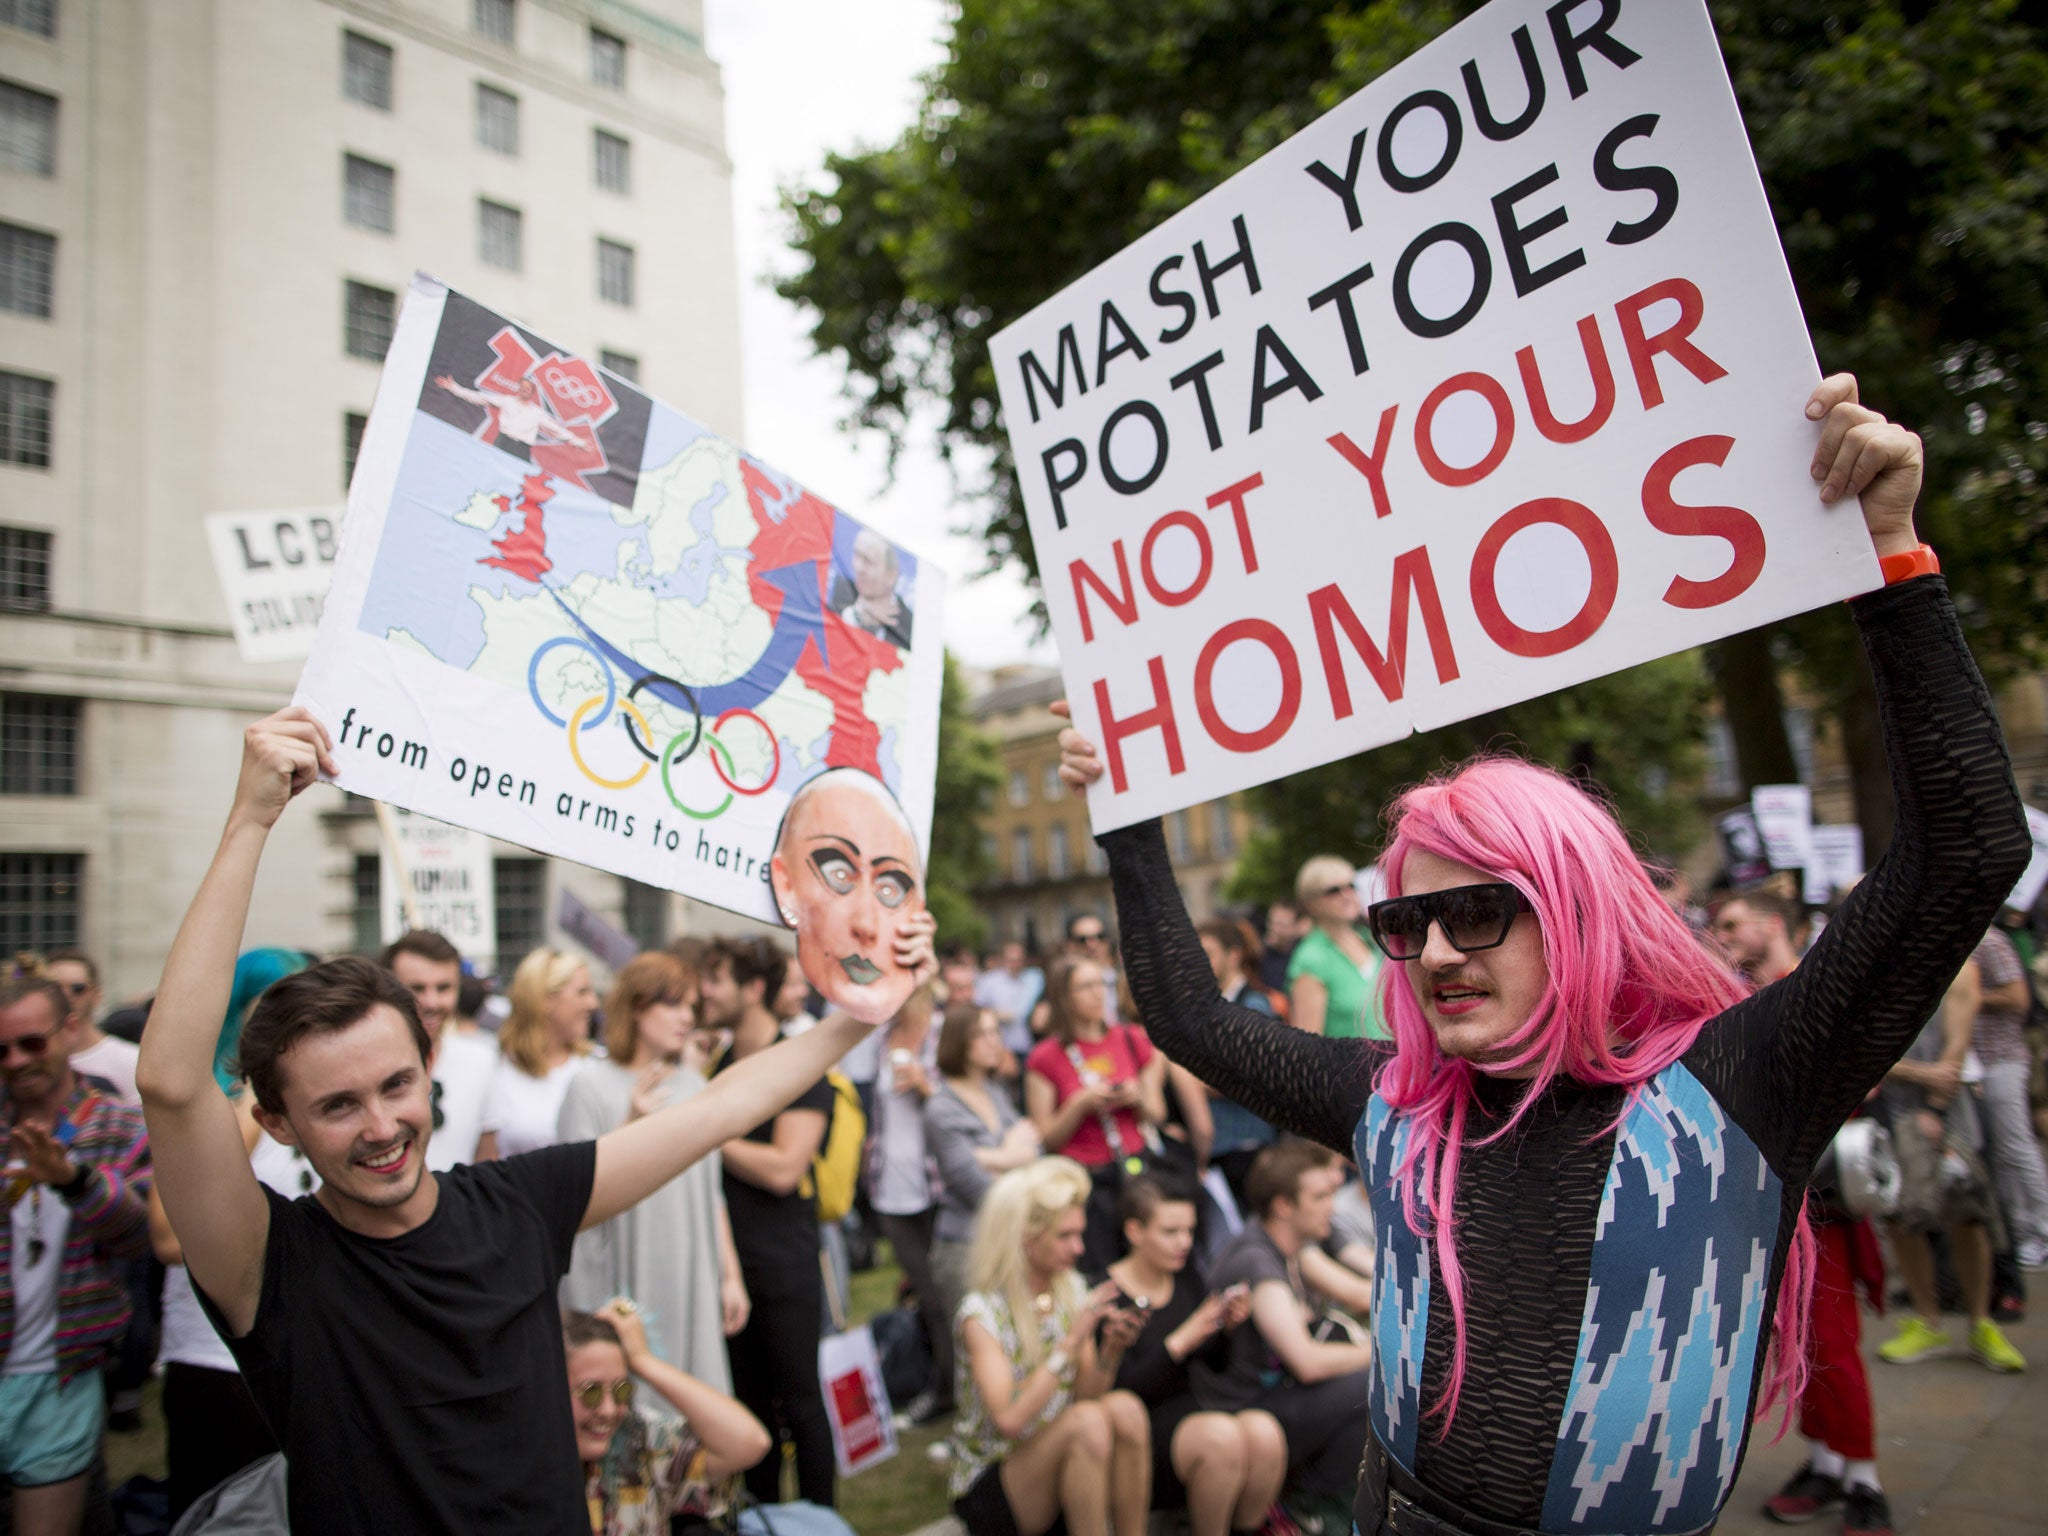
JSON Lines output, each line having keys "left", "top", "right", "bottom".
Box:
{"left": 966, "top": 664, "right": 1261, "bottom": 956}
{"left": 0, "top": 0, "right": 742, "bottom": 999}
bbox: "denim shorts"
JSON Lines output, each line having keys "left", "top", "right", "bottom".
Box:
{"left": 0, "top": 1369, "right": 105, "bottom": 1486}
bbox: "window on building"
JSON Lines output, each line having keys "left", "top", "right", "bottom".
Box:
{"left": 344, "top": 280, "right": 396, "bottom": 361}
{"left": 342, "top": 31, "right": 393, "bottom": 110}
{"left": 1085, "top": 839, "right": 1108, "bottom": 875}
{"left": 1007, "top": 769, "right": 1030, "bottom": 808}
{"left": 1209, "top": 799, "right": 1234, "bottom": 858}
{"left": 0, "top": 222, "right": 54, "bottom": 317}
{"left": 472, "top": 0, "right": 513, "bottom": 45}
{"left": 494, "top": 856, "right": 547, "bottom": 978}
{"left": 594, "top": 129, "right": 630, "bottom": 193}
{"left": 0, "top": 370, "right": 54, "bottom": 468}
{"left": 0, "top": 852, "right": 82, "bottom": 955}
{"left": 1010, "top": 828, "right": 1035, "bottom": 884}
{"left": 596, "top": 238, "right": 634, "bottom": 306}
{"left": 341, "top": 153, "right": 394, "bottom": 233}
{"left": 1042, "top": 761, "right": 1063, "bottom": 802}
{"left": 1785, "top": 705, "right": 1816, "bottom": 786}
{"left": 351, "top": 853, "right": 381, "bottom": 955}
{"left": 1170, "top": 809, "right": 1193, "bottom": 862}
{"left": 621, "top": 878, "right": 668, "bottom": 950}
{"left": 0, "top": 692, "right": 80, "bottom": 795}
{"left": 0, "top": 525, "right": 51, "bottom": 611}
{"left": 2, "top": 1, "right": 58, "bottom": 39}
{"left": 589, "top": 27, "right": 626, "bottom": 89}
{"left": 479, "top": 199, "right": 522, "bottom": 270}
{"left": 600, "top": 350, "right": 639, "bottom": 383}
{"left": 1047, "top": 823, "right": 1071, "bottom": 880}
{"left": 343, "top": 411, "right": 367, "bottom": 489}
{"left": 0, "top": 81, "right": 58, "bottom": 176}
{"left": 475, "top": 83, "right": 518, "bottom": 155}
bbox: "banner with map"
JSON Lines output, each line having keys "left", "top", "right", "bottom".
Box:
{"left": 297, "top": 274, "right": 946, "bottom": 935}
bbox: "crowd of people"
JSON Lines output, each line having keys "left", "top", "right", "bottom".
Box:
{"left": 1, "top": 376, "right": 2043, "bottom": 1536}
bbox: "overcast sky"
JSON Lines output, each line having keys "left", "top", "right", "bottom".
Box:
{"left": 701, "top": 0, "right": 1052, "bottom": 671}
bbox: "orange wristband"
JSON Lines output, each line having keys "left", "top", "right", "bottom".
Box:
{"left": 1879, "top": 543, "right": 1939, "bottom": 585}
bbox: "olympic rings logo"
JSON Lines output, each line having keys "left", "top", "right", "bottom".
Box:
{"left": 528, "top": 638, "right": 780, "bottom": 819}
{"left": 540, "top": 364, "right": 607, "bottom": 413}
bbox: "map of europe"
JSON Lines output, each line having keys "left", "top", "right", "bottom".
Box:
{"left": 355, "top": 295, "right": 919, "bottom": 809}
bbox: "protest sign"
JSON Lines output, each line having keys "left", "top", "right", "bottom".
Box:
{"left": 989, "top": 0, "right": 1882, "bottom": 831}
{"left": 2013, "top": 805, "right": 2048, "bottom": 914}
{"left": 1716, "top": 807, "right": 1770, "bottom": 889}
{"left": 819, "top": 1326, "right": 897, "bottom": 1477}
{"left": 1807, "top": 823, "right": 1865, "bottom": 905}
{"left": 297, "top": 276, "right": 946, "bottom": 1020}
{"left": 206, "top": 509, "right": 341, "bottom": 663}
{"left": 378, "top": 809, "right": 495, "bottom": 965}
{"left": 556, "top": 886, "right": 640, "bottom": 974}
{"left": 1750, "top": 784, "right": 1814, "bottom": 874}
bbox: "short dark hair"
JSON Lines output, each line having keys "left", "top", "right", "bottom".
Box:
{"left": 1066, "top": 912, "right": 1107, "bottom": 942}
{"left": 703, "top": 936, "right": 787, "bottom": 1004}
{"left": 1246, "top": 1140, "right": 1338, "bottom": 1219}
{"left": 1118, "top": 1171, "right": 1197, "bottom": 1229}
{"left": 380, "top": 930, "right": 461, "bottom": 970}
{"left": 238, "top": 956, "right": 431, "bottom": 1114}
{"left": 45, "top": 949, "right": 99, "bottom": 987}
{"left": 561, "top": 1310, "right": 622, "bottom": 1353}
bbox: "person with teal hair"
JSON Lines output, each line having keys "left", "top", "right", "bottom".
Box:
{"left": 211, "top": 950, "right": 313, "bottom": 1095}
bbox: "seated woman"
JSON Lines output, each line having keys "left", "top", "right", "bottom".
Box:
{"left": 1106, "top": 1176, "right": 1284, "bottom": 1536}
{"left": 951, "top": 1157, "right": 1153, "bottom": 1536}
{"left": 566, "top": 1300, "right": 770, "bottom": 1536}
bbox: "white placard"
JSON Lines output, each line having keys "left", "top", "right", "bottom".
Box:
{"left": 989, "top": 0, "right": 1881, "bottom": 831}
{"left": 2012, "top": 805, "right": 2048, "bottom": 914}
{"left": 379, "top": 809, "right": 495, "bottom": 965}
{"left": 294, "top": 276, "right": 946, "bottom": 927}
{"left": 1806, "top": 823, "right": 1865, "bottom": 905}
{"left": 206, "top": 509, "right": 342, "bottom": 663}
{"left": 1750, "top": 783, "right": 1814, "bottom": 873}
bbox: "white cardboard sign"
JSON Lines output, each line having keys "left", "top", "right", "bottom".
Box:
{"left": 1806, "top": 823, "right": 1865, "bottom": 905}
{"left": 206, "top": 509, "right": 341, "bottom": 663}
{"left": 990, "top": 0, "right": 1881, "bottom": 831}
{"left": 378, "top": 809, "right": 496, "bottom": 965}
{"left": 1750, "top": 783, "right": 1814, "bottom": 874}
{"left": 2012, "top": 805, "right": 2048, "bottom": 915}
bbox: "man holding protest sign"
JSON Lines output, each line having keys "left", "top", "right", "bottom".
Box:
{"left": 136, "top": 707, "right": 929, "bottom": 1534}
{"left": 1057, "top": 375, "right": 2030, "bottom": 1533}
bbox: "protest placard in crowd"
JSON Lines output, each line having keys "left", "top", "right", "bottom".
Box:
{"left": 378, "top": 808, "right": 495, "bottom": 965}
{"left": 206, "top": 509, "right": 341, "bottom": 663}
{"left": 298, "top": 275, "right": 945, "bottom": 1017}
{"left": 990, "top": 0, "right": 1882, "bottom": 831}
{"left": 1807, "top": 823, "right": 1865, "bottom": 905}
{"left": 1750, "top": 784, "right": 1814, "bottom": 874}
{"left": 2014, "top": 805, "right": 2048, "bottom": 914}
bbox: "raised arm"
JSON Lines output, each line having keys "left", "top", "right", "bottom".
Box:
{"left": 596, "top": 1300, "right": 771, "bottom": 1480}
{"left": 137, "top": 708, "right": 335, "bottom": 1336}
{"left": 1688, "top": 377, "right": 2030, "bottom": 1180}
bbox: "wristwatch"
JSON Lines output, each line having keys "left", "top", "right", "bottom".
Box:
{"left": 1879, "top": 543, "right": 1939, "bottom": 585}
{"left": 56, "top": 1164, "right": 94, "bottom": 1201}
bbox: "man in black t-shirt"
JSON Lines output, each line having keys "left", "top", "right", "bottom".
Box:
{"left": 137, "top": 710, "right": 924, "bottom": 1535}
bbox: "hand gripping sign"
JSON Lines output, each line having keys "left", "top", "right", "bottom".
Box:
{"left": 989, "top": 0, "right": 1882, "bottom": 833}
{"left": 298, "top": 275, "right": 945, "bottom": 985}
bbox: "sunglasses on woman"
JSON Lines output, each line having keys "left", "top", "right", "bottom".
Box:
{"left": 1367, "top": 883, "right": 1530, "bottom": 961}
{"left": 572, "top": 1377, "right": 634, "bottom": 1410}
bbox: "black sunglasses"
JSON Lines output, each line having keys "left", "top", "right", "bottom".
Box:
{"left": 1367, "top": 883, "right": 1530, "bottom": 961}
{"left": 0, "top": 1033, "right": 52, "bottom": 1061}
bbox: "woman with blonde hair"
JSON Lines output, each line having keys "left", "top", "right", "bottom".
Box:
{"left": 949, "top": 1156, "right": 1152, "bottom": 1536}
{"left": 1286, "top": 854, "right": 1384, "bottom": 1040}
{"left": 483, "top": 947, "right": 597, "bottom": 1156}
{"left": 560, "top": 951, "right": 748, "bottom": 1393}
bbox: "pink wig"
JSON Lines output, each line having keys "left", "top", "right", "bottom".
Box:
{"left": 1373, "top": 754, "right": 1813, "bottom": 1433}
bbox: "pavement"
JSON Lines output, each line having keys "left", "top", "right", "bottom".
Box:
{"left": 908, "top": 1307, "right": 2047, "bottom": 1536}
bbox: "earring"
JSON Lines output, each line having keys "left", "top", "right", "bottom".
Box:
{"left": 779, "top": 907, "right": 798, "bottom": 928}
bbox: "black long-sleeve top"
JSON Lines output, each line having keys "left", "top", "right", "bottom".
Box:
{"left": 1108, "top": 1267, "right": 1230, "bottom": 1406}
{"left": 1102, "top": 578, "right": 2028, "bottom": 1534}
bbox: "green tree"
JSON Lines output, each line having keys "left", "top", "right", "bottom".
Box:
{"left": 925, "top": 653, "right": 1004, "bottom": 950}
{"left": 782, "top": 0, "right": 2047, "bottom": 870}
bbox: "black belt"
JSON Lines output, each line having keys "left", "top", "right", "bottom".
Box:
{"left": 1360, "top": 1436, "right": 1718, "bottom": 1536}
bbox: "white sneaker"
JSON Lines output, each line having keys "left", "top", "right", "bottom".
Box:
{"left": 2019, "top": 1240, "right": 2048, "bottom": 1271}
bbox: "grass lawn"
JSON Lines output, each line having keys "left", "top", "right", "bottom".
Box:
{"left": 107, "top": 1242, "right": 957, "bottom": 1535}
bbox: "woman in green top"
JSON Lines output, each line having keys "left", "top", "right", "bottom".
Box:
{"left": 1284, "top": 854, "right": 1386, "bottom": 1040}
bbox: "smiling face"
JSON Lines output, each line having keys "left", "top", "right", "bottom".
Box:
{"left": 389, "top": 951, "right": 461, "bottom": 1037}
{"left": 771, "top": 772, "right": 926, "bottom": 1027}
{"left": 0, "top": 991, "right": 69, "bottom": 1110}
{"left": 547, "top": 967, "right": 597, "bottom": 1049}
{"left": 257, "top": 1004, "right": 435, "bottom": 1214}
{"left": 1395, "top": 848, "right": 1549, "bottom": 1072}
{"left": 566, "top": 1339, "right": 632, "bottom": 1464}
{"left": 46, "top": 958, "right": 99, "bottom": 1033}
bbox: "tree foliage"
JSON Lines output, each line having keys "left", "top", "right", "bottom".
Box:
{"left": 781, "top": 0, "right": 2048, "bottom": 871}
{"left": 927, "top": 653, "right": 1004, "bottom": 949}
